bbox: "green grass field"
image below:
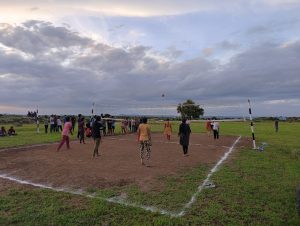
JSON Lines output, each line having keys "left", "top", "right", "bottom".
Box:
{"left": 1, "top": 121, "right": 300, "bottom": 225}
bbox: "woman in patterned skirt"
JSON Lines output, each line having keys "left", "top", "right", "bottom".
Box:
{"left": 137, "top": 117, "right": 152, "bottom": 166}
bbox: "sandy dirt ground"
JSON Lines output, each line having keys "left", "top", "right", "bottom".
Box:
{"left": 0, "top": 133, "right": 250, "bottom": 191}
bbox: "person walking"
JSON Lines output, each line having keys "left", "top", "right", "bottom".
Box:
{"left": 163, "top": 118, "right": 172, "bottom": 141}
{"left": 212, "top": 121, "right": 220, "bottom": 140}
{"left": 92, "top": 116, "right": 102, "bottom": 158}
{"left": 57, "top": 116, "right": 73, "bottom": 151}
{"left": 137, "top": 117, "right": 152, "bottom": 165}
{"left": 178, "top": 118, "right": 191, "bottom": 156}
{"left": 57, "top": 116, "right": 63, "bottom": 132}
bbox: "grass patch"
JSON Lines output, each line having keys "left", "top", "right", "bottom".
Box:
{"left": 1, "top": 120, "right": 300, "bottom": 225}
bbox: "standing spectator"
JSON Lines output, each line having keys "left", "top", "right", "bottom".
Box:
{"left": 57, "top": 116, "right": 63, "bottom": 132}
{"left": 135, "top": 118, "right": 140, "bottom": 132}
{"left": 178, "top": 118, "right": 191, "bottom": 156}
{"left": 275, "top": 118, "right": 279, "bottom": 133}
{"left": 54, "top": 115, "right": 58, "bottom": 132}
{"left": 71, "top": 115, "right": 76, "bottom": 132}
{"left": 90, "top": 116, "right": 96, "bottom": 128}
{"left": 101, "top": 118, "right": 107, "bottom": 136}
{"left": 78, "top": 117, "right": 85, "bottom": 144}
{"left": 121, "top": 119, "right": 126, "bottom": 134}
{"left": 92, "top": 116, "right": 102, "bottom": 158}
{"left": 111, "top": 117, "right": 116, "bottom": 135}
{"left": 137, "top": 117, "right": 152, "bottom": 165}
{"left": 107, "top": 119, "right": 112, "bottom": 135}
{"left": 128, "top": 119, "right": 132, "bottom": 133}
{"left": 212, "top": 121, "right": 220, "bottom": 140}
{"left": 77, "top": 114, "right": 82, "bottom": 138}
{"left": 50, "top": 115, "right": 55, "bottom": 133}
{"left": 125, "top": 119, "right": 129, "bottom": 133}
{"left": 57, "top": 116, "right": 73, "bottom": 151}
{"left": 164, "top": 118, "right": 172, "bottom": 141}
{"left": 206, "top": 118, "right": 212, "bottom": 136}
{"left": 44, "top": 116, "right": 49, "bottom": 133}
{"left": 131, "top": 119, "right": 136, "bottom": 132}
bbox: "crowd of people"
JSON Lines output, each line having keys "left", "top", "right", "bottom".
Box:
{"left": 1, "top": 114, "right": 226, "bottom": 167}
{"left": 55, "top": 115, "right": 222, "bottom": 165}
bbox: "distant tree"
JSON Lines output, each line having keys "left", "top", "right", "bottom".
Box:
{"left": 177, "top": 99, "right": 204, "bottom": 119}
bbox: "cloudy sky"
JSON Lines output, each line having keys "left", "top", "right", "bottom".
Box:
{"left": 1, "top": 0, "right": 300, "bottom": 116}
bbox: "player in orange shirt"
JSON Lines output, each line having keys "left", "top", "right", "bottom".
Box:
{"left": 137, "top": 117, "right": 152, "bottom": 165}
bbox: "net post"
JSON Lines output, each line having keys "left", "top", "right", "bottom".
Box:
{"left": 248, "top": 99, "right": 256, "bottom": 149}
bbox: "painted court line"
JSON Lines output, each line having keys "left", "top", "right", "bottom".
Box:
{"left": 0, "top": 173, "right": 177, "bottom": 217}
{"left": 177, "top": 135, "right": 242, "bottom": 217}
{"left": 0, "top": 136, "right": 241, "bottom": 217}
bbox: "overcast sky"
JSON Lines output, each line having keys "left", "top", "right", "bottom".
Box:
{"left": 0, "top": 0, "right": 300, "bottom": 116}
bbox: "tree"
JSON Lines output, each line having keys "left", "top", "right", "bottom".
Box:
{"left": 177, "top": 99, "right": 204, "bottom": 119}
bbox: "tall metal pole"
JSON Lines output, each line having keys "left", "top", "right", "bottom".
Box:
{"left": 92, "top": 102, "right": 95, "bottom": 116}
{"left": 248, "top": 99, "right": 256, "bottom": 149}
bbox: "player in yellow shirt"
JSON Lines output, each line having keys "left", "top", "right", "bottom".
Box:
{"left": 137, "top": 117, "right": 152, "bottom": 165}
{"left": 163, "top": 118, "right": 172, "bottom": 141}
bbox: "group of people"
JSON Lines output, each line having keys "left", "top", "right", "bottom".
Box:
{"left": 55, "top": 116, "right": 225, "bottom": 166}
{"left": 0, "top": 126, "right": 17, "bottom": 137}
{"left": 121, "top": 118, "right": 140, "bottom": 134}
{"left": 44, "top": 115, "right": 77, "bottom": 134}
{"left": 55, "top": 115, "right": 192, "bottom": 164}
{"left": 205, "top": 119, "right": 220, "bottom": 139}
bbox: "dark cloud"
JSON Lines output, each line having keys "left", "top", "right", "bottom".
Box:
{"left": 217, "top": 41, "right": 240, "bottom": 50}
{"left": 0, "top": 21, "right": 92, "bottom": 55}
{"left": 246, "top": 25, "right": 273, "bottom": 35}
{"left": 0, "top": 20, "right": 299, "bottom": 116}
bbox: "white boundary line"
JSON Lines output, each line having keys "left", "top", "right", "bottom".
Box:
{"left": 0, "top": 136, "right": 241, "bottom": 217}
{"left": 177, "top": 135, "right": 241, "bottom": 216}
{"left": 0, "top": 173, "right": 178, "bottom": 217}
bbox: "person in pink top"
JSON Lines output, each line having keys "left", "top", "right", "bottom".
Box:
{"left": 57, "top": 116, "right": 73, "bottom": 151}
